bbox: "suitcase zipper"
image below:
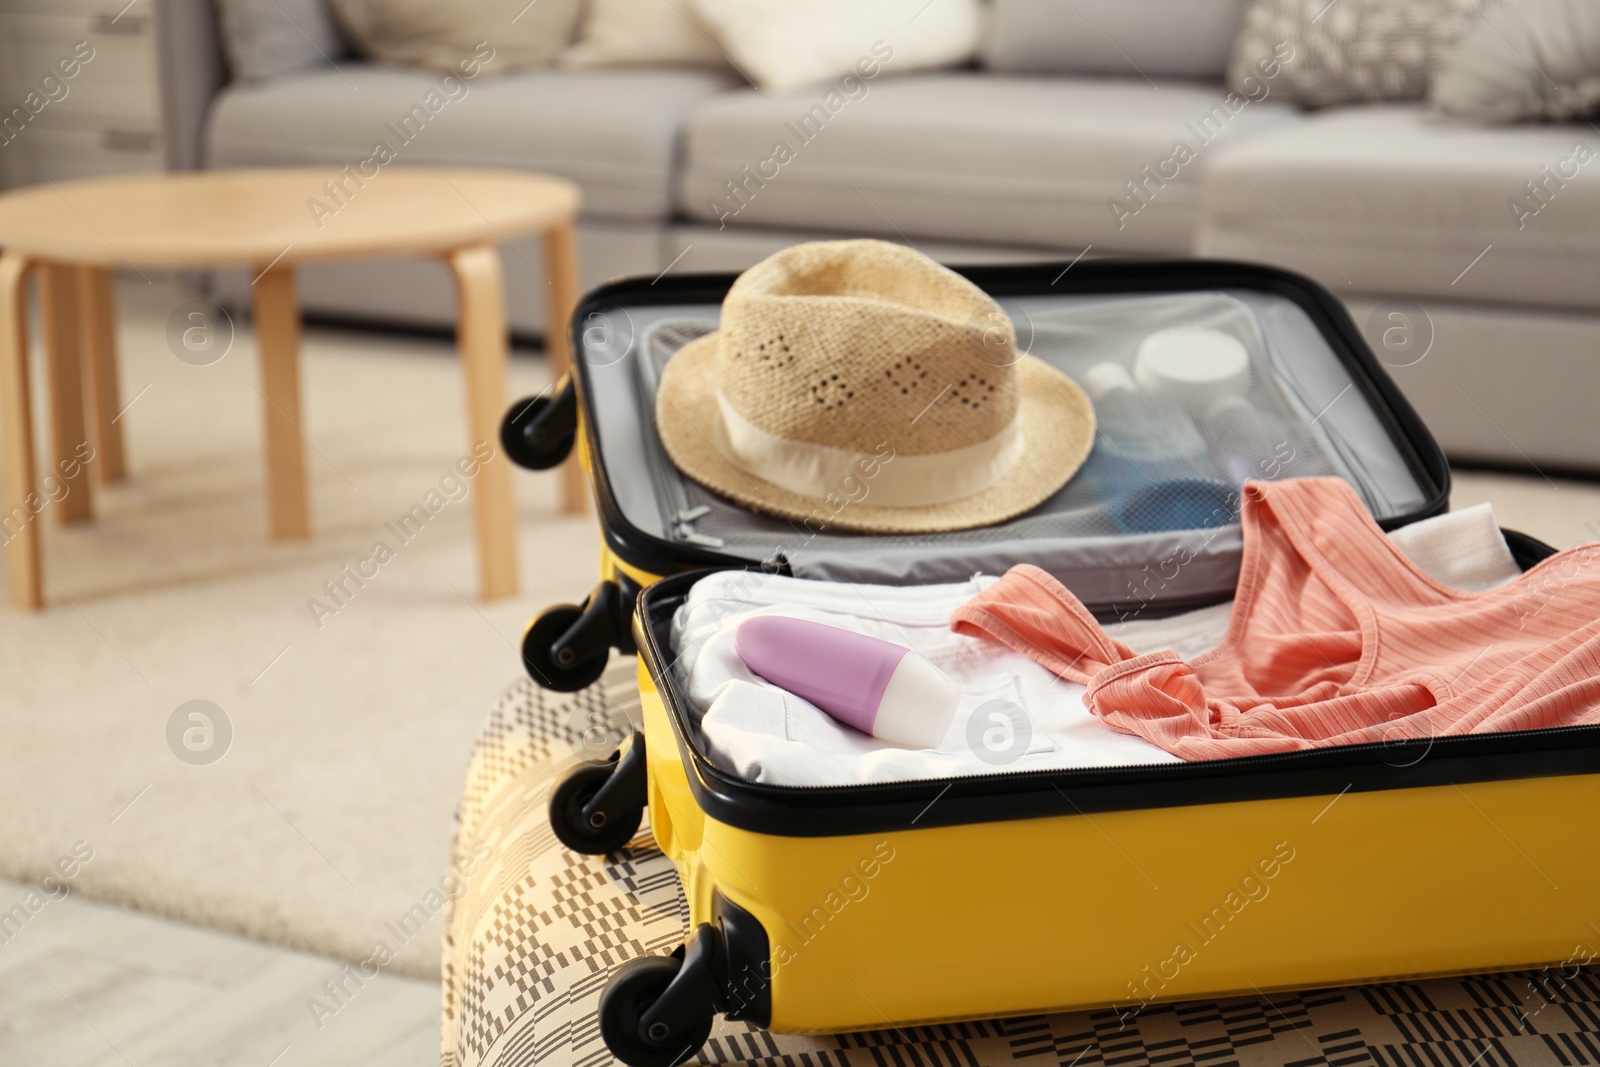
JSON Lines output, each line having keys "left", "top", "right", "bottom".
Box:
{"left": 633, "top": 322, "right": 706, "bottom": 543}
{"left": 681, "top": 723, "right": 1600, "bottom": 800}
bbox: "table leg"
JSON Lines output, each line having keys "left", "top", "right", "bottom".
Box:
{"left": 252, "top": 263, "right": 310, "bottom": 541}
{"left": 448, "top": 243, "right": 518, "bottom": 602}
{"left": 542, "top": 218, "right": 587, "bottom": 516}
{"left": 39, "top": 264, "right": 93, "bottom": 524}
{"left": 0, "top": 252, "right": 42, "bottom": 610}
{"left": 79, "top": 266, "right": 126, "bottom": 483}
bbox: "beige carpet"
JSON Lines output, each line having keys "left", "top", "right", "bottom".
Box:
{"left": 0, "top": 279, "right": 596, "bottom": 978}
{"left": 1, "top": 279, "right": 1595, "bottom": 980}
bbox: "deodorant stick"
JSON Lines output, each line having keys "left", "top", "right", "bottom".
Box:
{"left": 735, "top": 616, "right": 960, "bottom": 749}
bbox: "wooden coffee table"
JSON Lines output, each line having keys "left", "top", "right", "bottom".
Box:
{"left": 0, "top": 167, "right": 585, "bottom": 610}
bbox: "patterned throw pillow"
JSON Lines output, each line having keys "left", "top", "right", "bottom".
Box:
{"left": 1227, "top": 0, "right": 1487, "bottom": 107}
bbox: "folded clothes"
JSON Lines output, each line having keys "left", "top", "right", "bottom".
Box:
{"left": 1387, "top": 501, "right": 1524, "bottom": 592}
{"left": 675, "top": 500, "right": 1522, "bottom": 786}
{"left": 954, "top": 478, "right": 1596, "bottom": 760}
{"left": 677, "top": 574, "right": 1181, "bottom": 787}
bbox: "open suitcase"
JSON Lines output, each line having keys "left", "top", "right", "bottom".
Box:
{"left": 505, "top": 259, "right": 1474, "bottom": 693}
{"left": 501, "top": 259, "right": 1589, "bottom": 1067}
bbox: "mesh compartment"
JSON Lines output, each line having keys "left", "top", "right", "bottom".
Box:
{"left": 645, "top": 294, "right": 1339, "bottom": 534}
{"left": 594, "top": 284, "right": 1433, "bottom": 608}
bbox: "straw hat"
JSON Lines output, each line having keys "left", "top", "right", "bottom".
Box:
{"left": 655, "top": 240, "right": 1095, "bottom": 534}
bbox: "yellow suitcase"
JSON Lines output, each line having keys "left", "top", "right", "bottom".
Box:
{"left": 500, "top": 258, "right": 1589, "bottom": 1066}
{"left": 542, "top": 563, "right": 1599, "bottom": 1066}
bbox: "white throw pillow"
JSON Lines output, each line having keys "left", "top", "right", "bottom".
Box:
{"left": 1431, "top": 0, "right": 1600, "bottom": 122}
{"left": 688, "top": 0, "right": 984, "bottom": 92}
{"left": 562, "top": 0, "right": 729, "bottom": 68}
{"left": 329, "top": 0, "right": 582, "bottom": 74}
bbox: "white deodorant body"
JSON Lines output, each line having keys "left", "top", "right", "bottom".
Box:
{"left": 872, "top": 651, "right": 962, "bottom": 749}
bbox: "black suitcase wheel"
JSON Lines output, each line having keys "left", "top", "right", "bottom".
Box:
{"left": 600, "top": 956, "right": 714, "bottom": 1067}
{"left": 522, "top": 604, "right": 608, "bottom": 692}
{"left": 501, "top": 387, "right": 576, "bottom": 471}
{"left": 549, "top": 757, "right": 644, "bottom": 855}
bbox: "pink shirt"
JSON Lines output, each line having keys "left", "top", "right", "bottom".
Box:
{"left": 951, "top": 478, "right": 1600, "bottom": 760}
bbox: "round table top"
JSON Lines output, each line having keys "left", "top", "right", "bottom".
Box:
{"left": 0, "top": 168, "right": 581, "bottom": 269}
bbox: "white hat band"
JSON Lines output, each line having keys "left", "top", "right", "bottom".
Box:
{"left": 714, "top": 391, "right": 1026, "bottom": 509}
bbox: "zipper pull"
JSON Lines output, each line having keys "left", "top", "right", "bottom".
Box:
{"left": 674, "top": 505, "right": 723, "bottom": 547}
{"left": 678, "top": 529, "right": 725, "bottom": 548}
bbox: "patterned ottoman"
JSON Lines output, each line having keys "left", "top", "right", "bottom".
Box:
{"left": 442, "top": 668, "right": 1600, "bottom": 1067}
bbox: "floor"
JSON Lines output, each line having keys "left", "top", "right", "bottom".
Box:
{"left": 0, "top": 876, "right": 438, "bottom": 1066}
{"left": 1449, "top": 467, "right": 1600, "bottom": 550}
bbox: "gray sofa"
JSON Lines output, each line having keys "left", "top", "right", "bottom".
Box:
{"left": 154, "top": 0, "right": 1600, "bottom": 471}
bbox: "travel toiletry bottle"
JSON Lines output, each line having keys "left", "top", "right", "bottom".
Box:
{"left": 734, "top": 616, "right": 960, "bottom": 749}
{"left": 1204, "top": 396, "right": 1295, "bottom": 485}
{"left": 1078, "top": 363, "right": 1235, "bottom": 532}
{"left": 1133, "top": 326, "right": 1252, "bottom": 413}
{"left": 1080, "top": 362, "right": 1215, "bottom": 485}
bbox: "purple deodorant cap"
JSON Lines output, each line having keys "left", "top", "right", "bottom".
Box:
{"left": 734, "top": 615, "right": 961, "bottom": 749}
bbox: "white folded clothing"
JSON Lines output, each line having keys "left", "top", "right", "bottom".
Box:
{"left": 676, "top": 574, "right": 1188, "bottom": 787}
{"left": 1386, "top": 502, "right": 1522, "bottom": 592}
{"left": 672, "top": 502, "right": 1524, "bottom": 787}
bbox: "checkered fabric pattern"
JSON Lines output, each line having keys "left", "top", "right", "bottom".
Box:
{"left": 442, "top": 668, "right": 1600, "bottom": 1067}
{"left": 1227, "top": 0, "right": 1490, "bottom": 107}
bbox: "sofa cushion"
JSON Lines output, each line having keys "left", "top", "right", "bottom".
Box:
{"left": 215, "top": 0, "right": 348, "bottom": 82}
{"left": 329, "top": 0, "right": 582, "bottom": 75}
{"left": 1195, "top": 106, "right": 1600, "bottom": 311}
{"left": 981, "top": 0, "right": 1246, "bottom": 80}
{"left": 1431, "top": 0, "right": 1600, "bottom": 123}
{"left": 206, "top": 63, "right": 737, "bottom": 222}
{"left": 561, "top": 0, "right": 731, "bottom": 71}
{"left": 676, "top": 73, "right": 1297, "bottom": 254}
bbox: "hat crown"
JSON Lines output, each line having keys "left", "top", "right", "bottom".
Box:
{"left": 716, "top": 240, "right": 1020, "bottom": 455}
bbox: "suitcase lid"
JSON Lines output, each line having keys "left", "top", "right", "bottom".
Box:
{"left": 570, "top": 258, "right": 1448, "bottom": 617}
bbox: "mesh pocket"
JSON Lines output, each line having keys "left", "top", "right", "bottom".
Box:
{"left": 642, "top": 292, "right": 1343, "bottom": 557}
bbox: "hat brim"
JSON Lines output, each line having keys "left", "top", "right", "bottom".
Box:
{"left": 654, "top": 332, "right": 1097, "bottom": 535}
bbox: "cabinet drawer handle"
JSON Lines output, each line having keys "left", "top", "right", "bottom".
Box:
{"left": 92, "top": 12, "right": 147, "bottom": 35}
{"left": 100, "top": 129, "right": 157, "bottom": 152}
